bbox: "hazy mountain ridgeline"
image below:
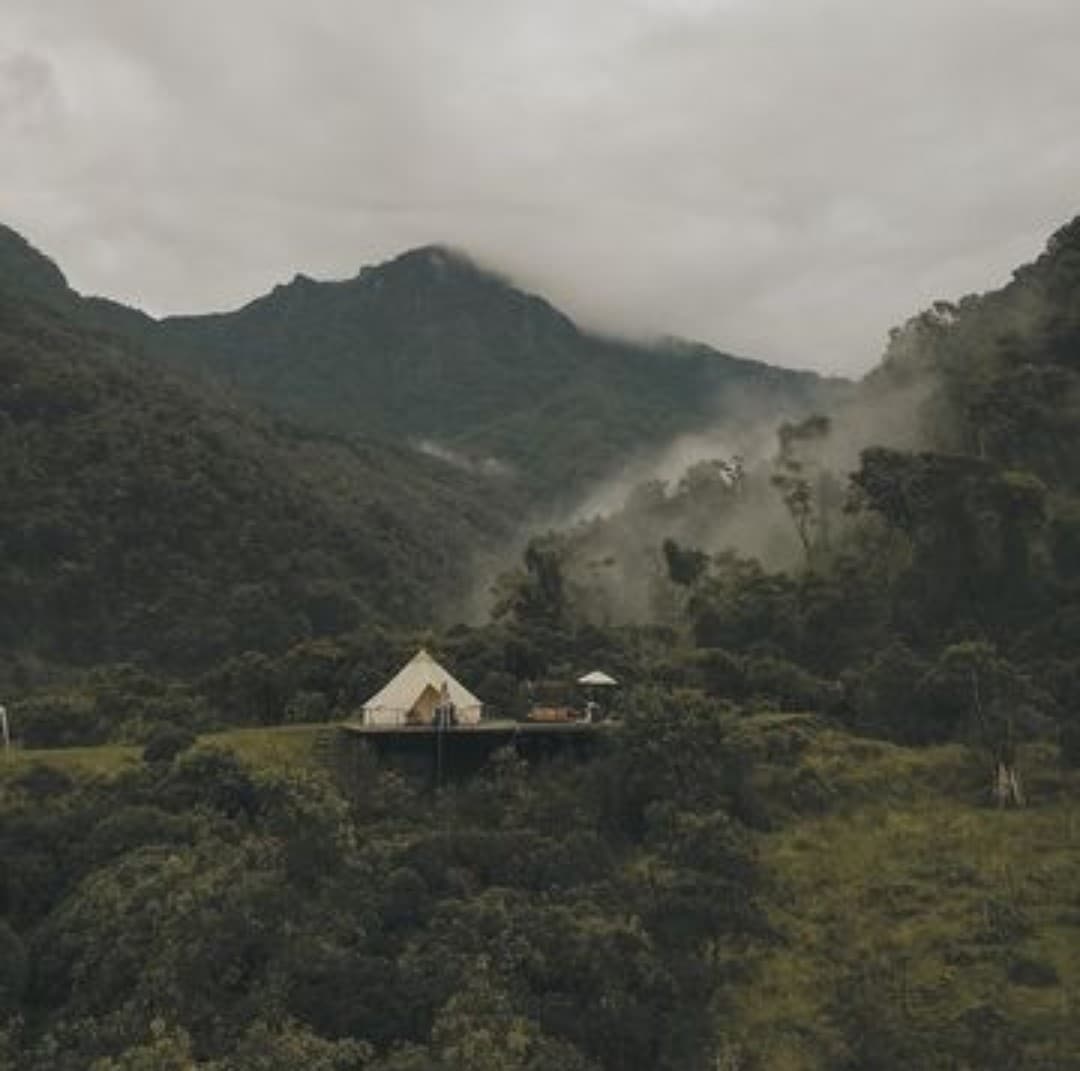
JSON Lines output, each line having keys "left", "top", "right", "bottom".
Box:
{"left": 0, "top": 228, "right": 514, "bottom": 678}
{"left": 150, "top": 245, "right": 845, "bottom": 502}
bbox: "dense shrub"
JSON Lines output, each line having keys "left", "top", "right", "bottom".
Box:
{"left": 142, "top": 725, "right": 198, "bottom": 765}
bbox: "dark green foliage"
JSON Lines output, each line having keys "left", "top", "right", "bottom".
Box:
{"left": 499, "top": 536, "right": 569, "bottom": 628}
{"left": 0, "top": 715, "right": 762, "bottom": 1071}
{"left": 0, "top": 920, "right": 27, "bottom": 1005}
{"left": 1061, "top": 719, "right": 1080, "bottom": 768}
{"left": 14, "top": 692, "right": 102, "bottom": 748}
{"left": 846, "top": 642, "right": 932, "bottom": 740}
{"left": 690, "top": 553, "right": 801, "bottom": 654}
{"left": 662, "top": 538, "right": 709, "bottom": 587}
{"left": 850, "top": 448, "right": 1048, "bottom": 641}
{"left": 158, "top": 748, "right": 261, "bottom": 820}
{"left": 82, "top": 806, "right": 193, "bottom": 865}
{"left": 199, "top": 651, "right": 288, "bottom": 726}
{"left": 697, "top": 647, "right": 746, "bottom": 698}
{"left": 142, "top": 725, "right": 197, "bottom": 765}
{"left": 0, "top": 290, "right": 510, "bottom": 678}
{"left": 9, "top": 669, "right": 211, "bottom": 749}
{"left": 744, "top": 655, "right": 831, "bottom": 712}
{"left": 829, "top": 961, "right": 1028, "bottom": 1070}
{"left": 1008, "top": 954, "right": 1060, "bottom": 988}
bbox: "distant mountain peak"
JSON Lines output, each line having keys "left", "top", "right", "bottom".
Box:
{"left": 390, "top": 243, "right": 475, "bottom": 269}
{"left": 401, "top": 243, "right": 471, "bottom": 268}
{"left": 341, "top": 241, "right": 580, "bottom": 338}
{"left": 360, "top": 243, "right": 502, "bottom": 288}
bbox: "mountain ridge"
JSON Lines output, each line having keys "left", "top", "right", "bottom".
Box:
{"left": 1, "top": 222, "right": 845, "bottom": 500}
{"left": 148, "top": 240, "right": 846, "bottom": 499}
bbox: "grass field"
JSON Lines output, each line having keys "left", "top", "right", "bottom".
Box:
{"left": 201, "top": 722, "right": 332, "bottom": 770}
{"left": 0, "top": 722, "right": 338, "bottom": 780}
{"left": 0, "top": 741, "right": 141, "bottom": 778}
{"left": 728, "top": 725, "right": 1080, "bottom": 1070}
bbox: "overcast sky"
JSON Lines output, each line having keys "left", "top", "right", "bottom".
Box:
{"left": 1, "top": 1, "right": 1077, "bottom": 375}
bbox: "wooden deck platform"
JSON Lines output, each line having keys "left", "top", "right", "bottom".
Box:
{"left": 338, "top": 718, "right": 614, "bottom": 782}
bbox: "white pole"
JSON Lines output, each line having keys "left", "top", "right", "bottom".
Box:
{"left": 0, "top": 704, "right": 9, "bottom": 757}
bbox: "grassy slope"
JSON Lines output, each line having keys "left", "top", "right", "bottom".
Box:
{"left": 0, "top": 742, "right": 143, "bottom": 778}
{"left": 207, "top": 723, "right": 330, "bottom": 770}
{"left": 733, "top": 723, "right": 1080, "bottom": 1069}
{"left": 0, "top": 723, "right": 333, "bottom": 780}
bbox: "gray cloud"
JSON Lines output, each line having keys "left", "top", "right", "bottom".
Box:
{"left": 1, "top": 0, "right": 1077, "bottom": 374}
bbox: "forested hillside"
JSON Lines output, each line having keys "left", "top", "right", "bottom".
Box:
{"left": 0, "top": 240, "right": 512, "bottom": 678}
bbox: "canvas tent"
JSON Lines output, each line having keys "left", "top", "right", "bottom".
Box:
{"left": 361, "top": 649, "right": 482, "bottom": 727}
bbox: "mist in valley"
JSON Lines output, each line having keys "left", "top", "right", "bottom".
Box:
{"left": 462, "top": 333, "right": 944, "bottom": 630}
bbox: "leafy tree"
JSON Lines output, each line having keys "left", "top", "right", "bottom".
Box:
{"left": 213, "top": 1020, "right": 372, "bottom": 1071}
{"left": 689, "top": 552, "right": 800, "bottom": 656}
{"left": 520, "top": 537, "right": 569, "bottom": 627}
{"left": 847, "top": 642, "right": 933, "bottom": 741}
{"left": 430, "top": 963, "right": 594, "bottom": 1071}
{"left": 661, "top": 538, "right": 709, "bottom": 588}
{"left": 922, "top": 641, "right": 1048, "bottom": 806}
{"left": 850, "top": 448, "right": 1048, "bottom": 642}
{"left": 14, "top": 691, "right": 101, "bottom": 749}
{"left": 771, "top": 414, "right": 836, "bottom": 560}
{"left": 88, "top": 1021, "right": 195, "bottom": 1071}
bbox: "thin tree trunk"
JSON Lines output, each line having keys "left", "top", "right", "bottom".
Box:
{"left": 994, "top": 760, "right": 1024, "bottom": 808}
{"left": 971, "top": 667, "right": 1025, "bottom": 808}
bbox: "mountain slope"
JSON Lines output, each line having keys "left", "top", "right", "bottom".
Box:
{"left": 154, "top": 246, "right": 845, "bottom": 499}
{"left": 0, "top": 236, "right": 512, "bottom": 675}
